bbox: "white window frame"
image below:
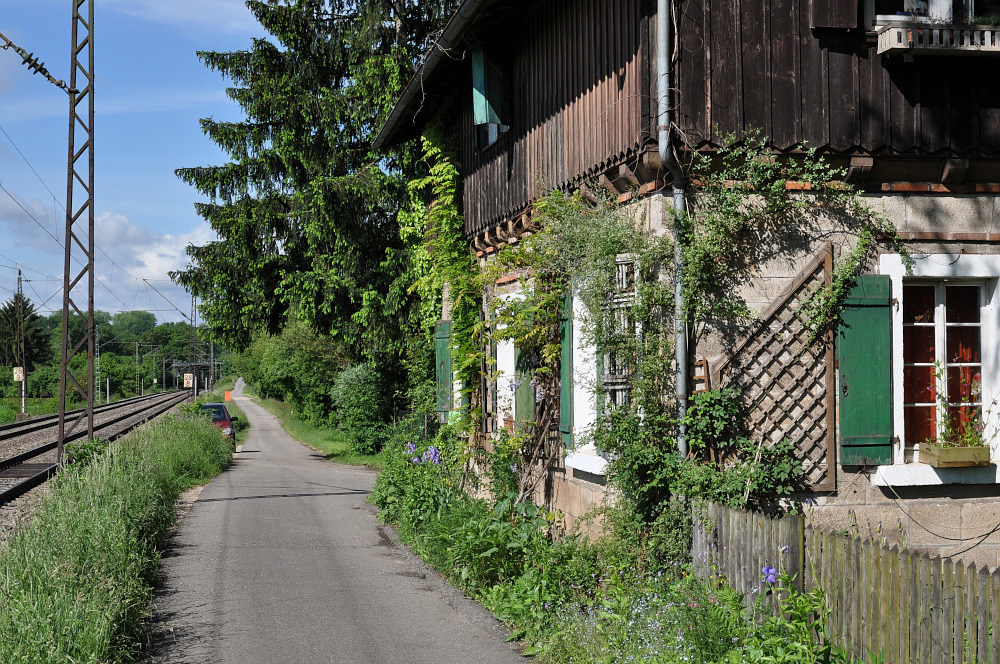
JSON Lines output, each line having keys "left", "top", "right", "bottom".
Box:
{"left": 901, "top": 281, "right": 986, "bottom": 447}
{"left": 874, "top": 254, "right": 1000, "bottom": 486}
{"left": 565, "top": 291, "right": 606, "bottom": 476}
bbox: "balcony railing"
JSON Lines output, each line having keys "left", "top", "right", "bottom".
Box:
{"left": 877, "top": 23, "right": 1000, "bottom": 54}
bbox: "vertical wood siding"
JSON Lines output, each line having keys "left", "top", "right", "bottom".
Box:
{"left": 677, "top": 0, "right": 1000, "bottom": 157}
{"left": 459, "top": 0, "right": 654, "bottom": 237}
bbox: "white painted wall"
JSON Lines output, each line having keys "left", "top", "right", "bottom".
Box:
{"left": 565, "top": 292, "right": 606, "bottom": 475}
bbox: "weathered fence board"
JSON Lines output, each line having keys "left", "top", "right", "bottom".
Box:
{"left": 693, "top": 502, "right": 1000, "bottom": 663}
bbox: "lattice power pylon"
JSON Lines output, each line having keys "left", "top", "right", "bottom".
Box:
{"left": 57, "top": 0, "right": 96, "bottom": 463}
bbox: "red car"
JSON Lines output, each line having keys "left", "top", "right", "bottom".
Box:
{"left": 201, "top": 402, "right": 238, "bottom": 443}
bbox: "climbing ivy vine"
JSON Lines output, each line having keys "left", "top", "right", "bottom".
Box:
{"left": 410, "top": 131, "right": 903, "bottom": 552}
{"left": 682, "top": 131, "right": 907, "bottom": 340}
{"left": 398, "top": 129, "right": 483, "bottom": 419}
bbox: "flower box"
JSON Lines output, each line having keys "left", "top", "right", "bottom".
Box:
{"left": 919, "top": 442, "right": 991, "bottom": 468}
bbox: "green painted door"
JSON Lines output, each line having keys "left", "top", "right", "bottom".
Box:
{"left": 837, "top": 275, "right": 893, "bottom": 465}
{"left": 435, "top": 320, "right": 452, "bottom": 415}
{"left": 559, "top": 295, "right": 573, "bottom": 446}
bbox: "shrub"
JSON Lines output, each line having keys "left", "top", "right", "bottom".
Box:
{"left": 331, "top": 363, "right": 391, "bottom": 453}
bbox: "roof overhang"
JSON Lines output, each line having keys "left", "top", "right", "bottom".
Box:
{"left": 372, "top": 0, "right": 513, "bottom": 151}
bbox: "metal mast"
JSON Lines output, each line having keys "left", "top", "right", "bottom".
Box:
{"left": 17, "top": 270, "right": 26, "bottom": 418}
{"left": 57, "top": 0, "right": 96, "bottom": 463}
{"left": 189, "top": 294, "right": 197, "bottom": 398}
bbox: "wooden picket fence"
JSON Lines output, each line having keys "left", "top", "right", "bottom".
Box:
{"left": 692, "top": 502, "right": 1000, "bottom": 663}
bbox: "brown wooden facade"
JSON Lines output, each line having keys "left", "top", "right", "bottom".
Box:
{"left": 454, "top": 0, "right": 656, "bottom": 238}
{"left": 677, "top": 0, "right": 1000, "bottom": 159}
{"left": 378, "top": 0, "right": 1000, "bottom": 246}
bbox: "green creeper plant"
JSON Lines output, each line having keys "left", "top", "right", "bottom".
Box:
{"left": 684, "top": 131, "right": 907, "bottom": 341}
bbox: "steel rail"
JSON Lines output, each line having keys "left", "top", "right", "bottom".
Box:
{"left": 0, "top": 392, "right": 178, "bottom": 442}
{"left": 0, "top": 391, "right": 190, "bottom": 506}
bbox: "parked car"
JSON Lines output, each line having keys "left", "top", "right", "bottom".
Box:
{"left": 201, "top": 402, "right": 237, "bottom": 444}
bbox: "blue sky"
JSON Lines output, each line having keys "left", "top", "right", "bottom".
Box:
{"left": 0, "top": 0, "right": 265, "bottom": 323}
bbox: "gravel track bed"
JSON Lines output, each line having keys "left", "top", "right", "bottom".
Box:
{"left": 0, "top": 393, "right": 185, "bottom": 460}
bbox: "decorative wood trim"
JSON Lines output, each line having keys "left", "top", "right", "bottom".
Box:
{"left": 846, "top": 156, "right": 874, "bottom": 184}
{"left": 939, "top": 158, "right": 971, "bottom": 184}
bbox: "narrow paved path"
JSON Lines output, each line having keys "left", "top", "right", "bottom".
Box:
{"left": 147, "top": 380, "right": 525, "bottom": 664}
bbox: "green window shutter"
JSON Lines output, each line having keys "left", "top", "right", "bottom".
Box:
{"left": 559, "top": 296, "right": 573, "bottom": 446}
{"left": 514, "top": 345, "right": 535, "bottom": 431}
{"left": 435, "top": 320, "right": 452, "bottom": 414}
{"left": 837, "top": 275, "right": 893, "bottom": 465}
{"left": 472, "top": 50, "right": 505, "bottom": 126}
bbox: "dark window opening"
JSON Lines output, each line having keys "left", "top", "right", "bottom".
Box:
{"left": 472, "top": 50, "right": 510, "bottom": 150}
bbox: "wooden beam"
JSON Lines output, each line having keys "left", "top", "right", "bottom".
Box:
{"left": 578, "top": 183, "right": 599, "bottom": 204}
{"left": 845, "top": 156, "right": 874, "bottom": 184}
{"left": 618, "top": 163, "right": 640, "bottom": 187}
{"left": 598, "top": 173, "right": 621, "bottom": 196}
{"left": 940, "top": 158, "right": 970, "bottom": 184}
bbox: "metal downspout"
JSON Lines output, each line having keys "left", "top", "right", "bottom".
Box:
{"left": 658, "top": 0, "right": 688, "bottom": 456}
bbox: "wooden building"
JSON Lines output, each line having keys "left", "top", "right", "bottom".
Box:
{"left": 376, "top": 0, "right": 1000, "bottom": 566}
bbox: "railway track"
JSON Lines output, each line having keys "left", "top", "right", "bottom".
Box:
{"left": 0, "top": 391, "right": 190, "bottom": 506}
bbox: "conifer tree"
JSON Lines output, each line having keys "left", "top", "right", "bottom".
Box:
{"left": 172, "top": 0, "right": 455, "bottom": 368}
{"left": 0, "top": 294, "right": 50, "bottom": 370}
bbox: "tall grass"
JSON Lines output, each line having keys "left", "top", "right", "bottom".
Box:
{"left": 0, "top": 414, "right": 232, "bottom": 663}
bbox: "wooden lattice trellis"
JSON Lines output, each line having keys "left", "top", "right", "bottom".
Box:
{"left": 711, "top": 247, "right": 837, "bottom": 491}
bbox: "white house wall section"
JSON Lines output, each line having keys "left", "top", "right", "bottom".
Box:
{"left": 495, "top": 337, "right": 516, "bottom": 424}
{"left": 565, "top": 289, "right": 605, "bottom": 476}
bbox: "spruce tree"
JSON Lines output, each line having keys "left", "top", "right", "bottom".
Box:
{"left": 172, "top": 0, "right": 455, "bottom": 369}
{"left": 0, "top": 294, "right": 50, "bottom": 370}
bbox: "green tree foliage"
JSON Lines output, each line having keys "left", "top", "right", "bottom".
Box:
{"left": 331, "top": 363, "right": 391, "bottom": 454}
{"left": 0, "top": 294, "right": 51, "bottom": 370}
{"left": 171, "top": 0, "right": 456, "bottom": 380}
{"left": 387, "top": 130, "right": 481, "bottom": 396}
{"left": 230, "top": 320, "right": 346, "bottom": 422}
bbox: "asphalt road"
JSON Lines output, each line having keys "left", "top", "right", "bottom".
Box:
{"left": 147, "top": 380, "right": 526, "bottom": 664}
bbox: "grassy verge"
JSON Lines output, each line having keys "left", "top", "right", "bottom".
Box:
{"left": 252, "top": 395, "right": 384, "bottom": 469}
{"left": 0, "top": 414, "right": 232, "bottom": 663}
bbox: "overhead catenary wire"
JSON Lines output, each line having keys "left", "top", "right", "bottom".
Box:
{"left": 0, "top": 120, "right": 161, "bottom": 310}
{"left": 0, "top": 181, "right": 64, "bottom": 248}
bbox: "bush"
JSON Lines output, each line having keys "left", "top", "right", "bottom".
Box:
{"left": 331, "top": 363, "right": 391, "bottom": 454}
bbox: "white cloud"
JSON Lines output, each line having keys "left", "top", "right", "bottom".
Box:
{"left": 99, "top": 0, "right": 260, "bottom": 36}
{"left": 93, "top": 211, "right": 214, "bottom": 320}
{"left": 0, "top": 190, "right": 65, "bottom": 252}
{"left": 0, "top": 196, "right": 214, "bottom": 321}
